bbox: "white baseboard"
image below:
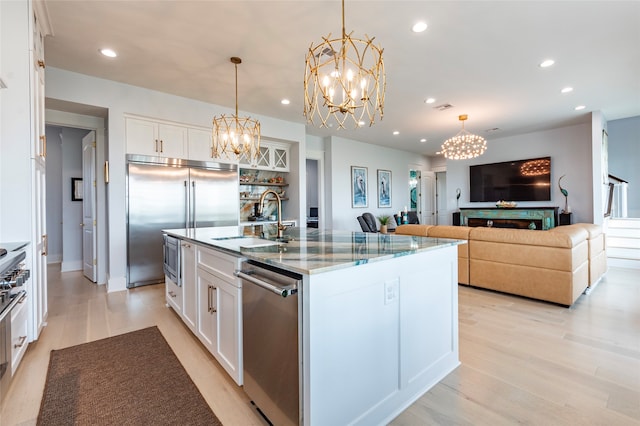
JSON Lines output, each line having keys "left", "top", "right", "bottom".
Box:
{"left": 607, "top": 258, "right": 640, "bottom": 270}
{"left": 60, "top": 260, "right": 82, "bottom": 272}
{"left": 47, "top": 254, "right": 62, "bottom": 264}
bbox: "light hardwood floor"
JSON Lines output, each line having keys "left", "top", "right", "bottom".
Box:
{"left": 1, "top": 265, "right": 639, "bottom": 425}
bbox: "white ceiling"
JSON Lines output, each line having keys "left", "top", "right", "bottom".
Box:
{"left": 42, "top": 0, "right": 640, "bottom": 156}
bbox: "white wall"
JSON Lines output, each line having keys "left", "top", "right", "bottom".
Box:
{"left": 326, "top": 136, "right": 430, "bottom": 231}
{"left": 46, "top": 67, "right": 307, "bottom": 292}
{"left": 608, "top": 115, "right": 640, "bottom": 217}
{"left": 446, "top": 122, "right": 594, "bottom": 224}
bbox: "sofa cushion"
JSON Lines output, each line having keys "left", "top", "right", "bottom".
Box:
{"left": 470, "top": 226, "right": 588, "bottom": 249}
{"left": 395, "top": 224, "right": 432, "bottom": 237}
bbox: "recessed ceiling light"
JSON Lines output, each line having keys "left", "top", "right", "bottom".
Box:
{"left": 393, "top": 131, "right": 400, "bottom": 135}
{"left": 100, "top": 48, "right": 117, "bottom": 58}
{"left": 281, "top": 99, "right": 290, "bottom": 105}
{"left": 420, "top": 138, "right": 427, "bottom": 143}
{"left": 539, "top": 59, "right": 555, "bottom": 68}
{"left": 358, "top": 121, "right": 365, "bottom": 127}
{"left": 412, "top": 22, "right": 428, "bottom": 33}
{"left": 575, "top": 105, "right": 586, "bottom": 111}
{"left": 561, "top": 87, "right": 573, "bottom": 94}
{"left": 424, "top": 98, "right": 436, "bottom": 104}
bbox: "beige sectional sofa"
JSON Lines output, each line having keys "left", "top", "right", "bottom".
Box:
{"left": 395, "top": 223, "right": 605, "bottom": 306}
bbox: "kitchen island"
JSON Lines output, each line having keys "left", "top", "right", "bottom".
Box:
{"left": 164, "top": 226, "right": 461, "bottom": 426}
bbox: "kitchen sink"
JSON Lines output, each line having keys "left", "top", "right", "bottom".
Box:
{"left": 238, "top": 238, "right": 281, "bottom": 248}
{"left": 211, "top": 236, "right": 281, "bottom": 250}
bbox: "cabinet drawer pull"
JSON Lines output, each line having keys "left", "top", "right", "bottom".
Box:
{"left": 211, "top": 287, "right": 217, "bottom": 313}
{"left": 14, "top": 335, "right": 27, "bottom": 348}
{"left": 160, "top": 139, "right": 164, "bottom": 153}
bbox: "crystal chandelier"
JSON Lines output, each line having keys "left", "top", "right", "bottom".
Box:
{"left": 520, "top": 158, "right": 550, "bottom": 176}
{"left": 303, "top": 0, "right": 385, "bottom": 129}
{"left": 212, "top": 57, "right": 260, "bottom": 160}
{"left": 441, "top": 115, "right": 487, "bottom": 160}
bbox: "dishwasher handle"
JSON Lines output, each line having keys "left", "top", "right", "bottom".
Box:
{"left": 235, "top": 270, "right": 298, "bottom": 298}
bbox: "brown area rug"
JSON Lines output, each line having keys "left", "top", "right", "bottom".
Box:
{"left": 37, "top": 326, "right": 222, "bottom": 426}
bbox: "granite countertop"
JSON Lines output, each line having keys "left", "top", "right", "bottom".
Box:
{"left": 164, "top": 226, "right": 462, "bottom": 275}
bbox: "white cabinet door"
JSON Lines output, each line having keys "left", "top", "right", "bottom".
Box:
{"left": 196, "top": 267, "right": 217, "bottom": 353}
{"left": 197, "top": 271, "right": 241, "bottom": 385}
{"left": 181, "top": 241, "right": 197, "bottom": 332}
{"left": 271, "top": 145, "right": 289, "bottom": 172}
{"left": 125, "top": 118, "right": 157, "bottom": 156}
{"left": 238, "top": 142, "right": 289, "bottom": 171}
{"left": 158, "top": 123, "right": 187, "bottom": 159}
{"left": 187, "top": 128, "right": 212, "bottom": 161}
{"left": 125, "top": 117, "right": 187, "bottom": 159}
{"left": 215, "top": 278, "right": 241, "bottom": 384}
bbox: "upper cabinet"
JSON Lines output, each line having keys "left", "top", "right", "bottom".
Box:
{"left": 187, "top": 127, "right": 239, "bottom": 164}
{"left": 125, "top": 117, "right": 187, "bottom": 159}
{"left": 239, "top": 141, "right": 289, "bottom": 172}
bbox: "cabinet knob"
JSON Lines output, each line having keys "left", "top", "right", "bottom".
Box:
{"left": 37, "top": 59, "right": 45, "bottom": 68}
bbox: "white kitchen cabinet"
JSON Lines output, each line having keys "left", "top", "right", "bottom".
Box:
{"left": 195, "top": 245, "right": 243, "bottom": 385}
{"left": 125, "top": 117, "right": 187, "bottom": 159}
{"left": 239, "top": 141, "right": 289, "bottom": 171}
{"left": 181, "top": 241, "right": 197, "bottom": 332}
{"left": 31, "top": 10, "right": 48, "bottom": 341}
{"left": 187, "top": 128, "right": 212, "bottom": 161}
{"left": 187, "top": 127, "right": 238, "bottom": 164}
{"left": 196, "top": 267, "right": 242, "bottom": 384}
{"left": 10, "top": 293, "right": 29, "bottom": 376}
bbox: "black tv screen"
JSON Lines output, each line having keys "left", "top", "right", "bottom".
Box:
{"left": 470, "top": 157, "right": 551, "bottom": 202}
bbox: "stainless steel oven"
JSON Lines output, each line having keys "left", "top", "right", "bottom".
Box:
{"left": 0, "top": 243, "right": 29, "bottom": 403}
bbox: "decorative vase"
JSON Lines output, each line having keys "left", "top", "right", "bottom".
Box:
{"left": 380, "top": 225, "right": 388, "bottom": 234}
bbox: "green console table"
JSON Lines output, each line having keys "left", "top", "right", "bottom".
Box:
{"left": 459, "top": 207, "right": 559, "bottom": 230}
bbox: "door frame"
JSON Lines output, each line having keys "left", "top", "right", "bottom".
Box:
{"left": 306, "top": 150, "right": 325, "bottom": 229}
{"left": 45, "top": 109, "right": 107, "bottom": 285}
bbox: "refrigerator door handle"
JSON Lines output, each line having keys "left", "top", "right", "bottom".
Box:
{"left": 184, "top": 180, "right": 189, "bottom": 227}
{"left": 191, "top": 180, "right": 197, "bottom": 228}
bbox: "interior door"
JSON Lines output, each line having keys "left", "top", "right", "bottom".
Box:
{"left": 422, "top": 172, "right": 436, "bottom": 225}
{"left": 82, "top": 131, "right": 97, "bottom": 282}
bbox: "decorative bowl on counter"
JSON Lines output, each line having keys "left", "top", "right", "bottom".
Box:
{"left": 496, "top": 200, "right": 518, "bottom": 208}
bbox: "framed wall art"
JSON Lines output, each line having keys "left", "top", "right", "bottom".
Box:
{"left": 71, "top": 177, "right": 83, "bottom": 201}
{"left": 377, "top": 169, "right": 391, "bottom": 207}
{"left": 351, "top": 166, "right": 368, "bottom": 208}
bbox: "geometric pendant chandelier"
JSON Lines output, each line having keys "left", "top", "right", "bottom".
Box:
{"left": 212, "top": 57, "right": 261, "bottom": 161}
{"left": 303, "top": 0, "right": 385, "bottom": 129}
{"left": 440, "top": 114, "right": 487, "bottom": 160}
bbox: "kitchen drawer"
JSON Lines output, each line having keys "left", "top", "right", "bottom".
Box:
{"left": 10, "top": 293, "right": 29, "bottom": 376}
{"left": 165, "top": 275, "right": 183, "bottom": 314}
{"left": 197, "top": 246, "right": 242, "bottom": 285}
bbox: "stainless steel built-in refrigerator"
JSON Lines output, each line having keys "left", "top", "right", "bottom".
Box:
{"left": 126, "top": 155, "right": 238, "bottom": 288}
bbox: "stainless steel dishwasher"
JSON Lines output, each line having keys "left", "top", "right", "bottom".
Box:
{"left": 236, "top": 260, "right": 301, "bottom": 426}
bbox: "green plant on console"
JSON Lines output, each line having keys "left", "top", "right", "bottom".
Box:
{"left": 377, "top": 215, "right": 391, "bottom": 225}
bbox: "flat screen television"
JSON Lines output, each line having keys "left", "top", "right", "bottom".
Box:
{"left": 470, "top": 157, "right": 551, "bottom": 202}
